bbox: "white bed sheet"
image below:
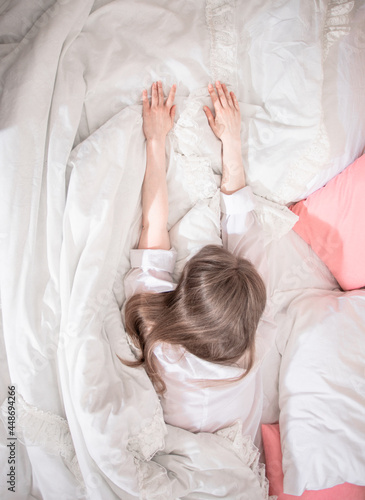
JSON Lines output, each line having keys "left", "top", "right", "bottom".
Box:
{"left": 1, "top": 0, "right": 364, "bottom": 498}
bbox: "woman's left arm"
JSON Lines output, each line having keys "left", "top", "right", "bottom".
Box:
{"left": 138, "top": 81, "right": 176, "bottom": 250}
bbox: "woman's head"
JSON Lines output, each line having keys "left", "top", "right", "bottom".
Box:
{"left": 123, "top": 245, "right": 266, "bottom": 393}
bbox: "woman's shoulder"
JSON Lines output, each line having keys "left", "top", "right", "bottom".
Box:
{"left": 153, "top": 343, "right": 258, "bottom": 382}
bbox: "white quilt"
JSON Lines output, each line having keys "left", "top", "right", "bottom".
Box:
{"left": 0, "top": 0, "right": 364, "bottom": 498}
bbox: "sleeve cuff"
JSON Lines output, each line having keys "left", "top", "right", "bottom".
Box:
{"left": 220, "top": 186, "right": 255, "bottom": 215}
{"left": 130, "top": 248, "right": 177, "bottom": 273}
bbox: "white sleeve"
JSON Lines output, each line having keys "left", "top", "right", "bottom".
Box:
{"left": 220, "top": 186, "right": 269, "bottom": 287}
{"left": 220, "top": 186, "right": 277, "bottom": 363}
{"left": 124, "top": 248, "right": 177, "bottom": 300}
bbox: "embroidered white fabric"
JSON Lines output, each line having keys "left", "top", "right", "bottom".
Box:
{"left": 206, "top": 0, "right": 238, "bottom": 87}
{"left": 134, "top": 459, "right": 171, "bottom": 500}
{"left": 216, "top": 421, "right": 277, "bottom": 500}
{"left": 323, "top": 0, "right": 355, "bottom": 60}
{"left": 172, "top": 94, "right": 205, "bottom": 157}
{"left": 273, "top": 119, "right": 331, "bottom": 204}
{"left": 126, "top": 404, "right": 167, "bottom": 461}
{"left": 135, "top": 421, "right": 278, "bottom": 500}
{"left": 279, "top": 0, "right": 354, "bottom": 204}
{"left": 172, "top": 90, "right": 219, "bottom": 206}
{"left": 0, "top": 394, "right": 83, "bottom": 485}
{"left": 253, "top": 194, "right": 299, "bottom": 242}
{"left": 174, "top": 153, "right": 217, "bottom": 202}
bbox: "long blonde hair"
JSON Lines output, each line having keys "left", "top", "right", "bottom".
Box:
{"left": 122, "top": 245, "right": 266, "bottom": 394}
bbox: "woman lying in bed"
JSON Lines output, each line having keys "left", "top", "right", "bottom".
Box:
{"left": 122, "top": 80, "right": 275, "bottom": 442}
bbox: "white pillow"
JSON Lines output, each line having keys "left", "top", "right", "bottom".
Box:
{"left": 232, "top": 0, "right": 365, "bottom": 204}
{"left": 279, "top": 289, "right": 365, "bottom": 495}
{"left": 168, "top": 191, "right": 222, "bottom": 282}
{"left": 299, "top": 0, "right": 365, "bottom": 200}
{"left": 236, "top": 0, "right": 325, "bottom": 204}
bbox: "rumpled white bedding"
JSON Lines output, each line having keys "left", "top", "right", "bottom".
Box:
{"left": 0, "top": 0, "right": 364, "bottom": 498}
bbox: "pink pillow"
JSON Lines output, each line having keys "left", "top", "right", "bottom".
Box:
{"left": 262, "top": 423, "right": 365, "bottom": 499}
{"left": 289, "top": 154, "right": 365, "bottom": 291}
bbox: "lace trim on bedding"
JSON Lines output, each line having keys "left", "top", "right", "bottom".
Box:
{"left": 254, "top": 194, "right": 299, "bottom": 240}
{"left": 175, "top": 153, "right": 217, "bottom": 202}
{"left": 0, "top": 394, "right": 83, "bottom": 485}
{"left": 273, "top": 119, "right": 331, "bottom": 204}
{"left": 216, "top": 421, "right": 277, "bottom": 500}
{"left": 323, "top": 0, "right": 355, "bottom": 60}
{"left": 172, "top": 93, "right": 218, "bottom": 203}
{"left": 173, "top": 98, "right": 202, "bottom": 156}
{"left": 127, "top": 404, "right": 167, "bottom": 461}
{"left": 135, "top": 421, "right": 277, "bottom": 500}
{"left": 206, "top": 0, "right": 238, "bottom": 87}
{"left": 134, "top": 458, "right": 171, "bottom": 500}
{"left": 263, "top": 0, "right": 354, "bottom": 204}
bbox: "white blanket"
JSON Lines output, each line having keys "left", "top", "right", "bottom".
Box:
{"left": 0, "top": 0, "right": 362, "bottom": 498}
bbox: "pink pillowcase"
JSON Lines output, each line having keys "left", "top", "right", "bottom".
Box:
{"left": 289, "top": 154, "right": 365, "bottom": 291}
{"left": 262, "top": 423, "right": 365, "bottom": 499}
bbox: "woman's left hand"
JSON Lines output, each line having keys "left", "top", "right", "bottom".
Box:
{"left": 204, "top": 81, "right": 241, "bottom": 145}
{"left": 142, "top": 81, "right": 176, "bottom": 142}
{"left": 204, "top": 82, "right": 245, "bottom": 194}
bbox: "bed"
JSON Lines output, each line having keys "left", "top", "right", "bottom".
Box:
{"left": 0, "top": 0, "right": 364, "bottom": 498}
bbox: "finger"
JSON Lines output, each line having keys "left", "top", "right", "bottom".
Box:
{"left": 230, "top": 91, "right": 240, "bottom": 111}
{"left": 166, "top": 84, "right": 176, "bottom": 108}
{"left": 204, "top": 106, "right": 217, "bottom": 133}
{"left": 151, "top": 82, "right": 158, "bottom": 107}
{"left": 208, "top": 83, "right": 220, "bottom": 110}
{"left": 142, "top": 89, "right": 149, "bottom": 112}
{"left": 222, "top": 83, "right": 233, "bottom": 107}
{"left": 215, "top": 81, "right": 227, "bottom": 107}
{"left": 157, "top": 80, "right": 164, "bottom": 106}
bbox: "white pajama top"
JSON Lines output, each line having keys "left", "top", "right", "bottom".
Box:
{"left": 124, "top": 186, "right": 276, "bottom": 441}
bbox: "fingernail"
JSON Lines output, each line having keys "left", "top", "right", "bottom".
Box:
{"left": 208, "top": 83, "right": 213, "bottom": 89}
{"left": 216, "top": 80, "right": 220, "bottom": 85}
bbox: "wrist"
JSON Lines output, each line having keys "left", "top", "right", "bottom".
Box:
{"left": 146, "top": 136, "right": 166, "bottom": 147}
{"left": 221, "top": 140, "right": 246, "bottom": 194}
{"left": 221, "top": 135, "right": 241, "bottom": 148}
{"left": 145, "top": 138, "right": 167, "bottom": 175}
{"left": 220, "top": 169, "right": 246, "bottom": 194}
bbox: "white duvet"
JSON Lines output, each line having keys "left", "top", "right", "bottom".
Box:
{"left": 1, "top": 0, "right": 364, "bottom": 498}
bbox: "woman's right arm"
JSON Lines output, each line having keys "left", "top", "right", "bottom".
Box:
{"left": 138, "top": 81, "right": 176, "bottom": 250}
{"left": 124, "top": 82, "right": 178, "bottom": 301}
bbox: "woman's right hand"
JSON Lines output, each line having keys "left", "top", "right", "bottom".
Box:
{"left": 204, "top": 81, "right": 241, "bottom": 145}
{"left": 142, "top": 81, "right": 176, "bottom": 142}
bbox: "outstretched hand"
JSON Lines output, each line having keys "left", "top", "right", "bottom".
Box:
{"left": 142, "top": 81, "right": 176, "bottom": 142}
{"left": 204, "top": 81, "right": 245, "bottom": 194}
{"left": 204, "top": 81, "right": 241, "bottom": 144}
